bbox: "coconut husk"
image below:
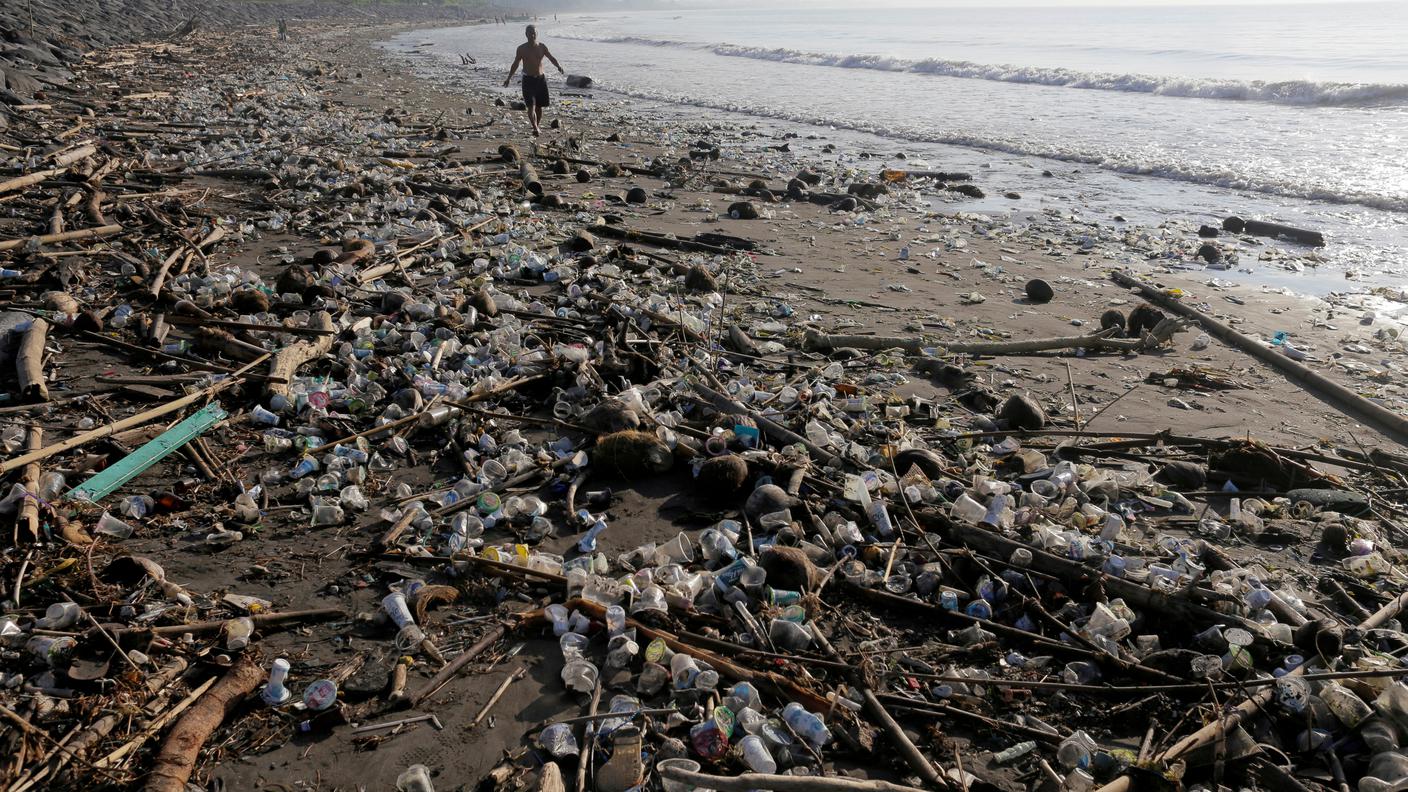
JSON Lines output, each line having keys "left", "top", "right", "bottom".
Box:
{"left": 594, "top": 431, "right": 673, "bottom": 478}
{"left": 894, "top": 448, "right": 947, "bottom": 479}
{"left": 696, "top": 454, "right": 749, "bottom": 496}
{"left": 580, "top": 398, "right": 641, "bottom": 434}
{"left": 1127, "top": 304, "right": 1165, "bottom": 337}
{"left": 761, "top": 545, "right": 823, "bottom": 592}
{"left": 228, "top": 288, "right": 271, "bottom": 314}
{"left": 997, "top": 393, "right": 1046, "bottom": 431}
{"left": 745, "top": 484, "right": 793, "bottom": 519}
{"left": 684, "top": 265, "right": 718, "bottom": 293}
{"left": 411, "top": 584, "right": 460, "bottom": 624}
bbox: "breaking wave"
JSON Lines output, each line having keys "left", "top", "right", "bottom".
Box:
{"left": 556, "top": 34, "right": 1408, "bottom": 107}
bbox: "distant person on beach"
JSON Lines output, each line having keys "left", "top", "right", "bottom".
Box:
{"left": 503, "top": 25, "right": 564, "bottom": 137}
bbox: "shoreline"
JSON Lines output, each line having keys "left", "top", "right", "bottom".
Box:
{"left": 0, "top": 15, "right": 1406, "bottom": 792}
{"left": 385, "top": 19, "right": 1408, "bottom": 297}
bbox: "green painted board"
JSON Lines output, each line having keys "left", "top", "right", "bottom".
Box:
{"left": 65, "top": 403, "right": 227, "bottom": 503}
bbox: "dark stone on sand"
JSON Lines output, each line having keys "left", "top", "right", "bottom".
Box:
{"left": 1223, "top": 216, "right": 1246, "bottom": 233}
{"left": 1198, "top": 225, "right": 1221, "bottom": 238}
{"left": 1196, "top": 242, "right": 1221, "bottom": 263}
{"left": 576, "top": 168, "right": 592, "bottom": 183}
{"left": 1042, "top": 170, "right": 1055, "bottom": 177}
{"left": 625, "top": 187, "right": 647, "bottom": 204}
{"left": 550, "top": 118, "right": 561, "bottom": 129}
{"left": 1004, "top": 191, "right": 1021, "bottom": 200}
{"left": 1024, "top": 278, "right": 1054, "bottom": 303}
{"left": 728, "top": 201, "right": 758, "bottom": 220}
{"left": 551, "top": 159, "right": 570, "bottom": 174}
{"left": 1127, "top": 304, "right": 1165, "bottom": 336}
{"left": 606, "top": 132, "right": 622, "bottom": 142}
{"left": 1100, "top": 309, "right": 1126, "bottom": 331}
{"left": 948, "top": 183, "right": 985, "bottom": 199}
{"left": 997, "top": 393, "right": 1046, "bottom": 431}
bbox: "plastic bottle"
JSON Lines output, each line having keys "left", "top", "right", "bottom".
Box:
{"left": 1057, "top": 730, "right": 1097, "bottom": 769}
{"left": 224, "top": 617, "right": 254, "bottom": 651}
{"left": 263, "top": 658, "right": 293, "bottom": 705}
{"left": 739, "top": 735, "right": 777, "bottom": 773}
{"left": 395, "top": 764, "right": 435, "bottom": 792}
{"left": 1320, "top": 681, "right": 1372, "bottom": 728}
{"left": 993, "top": 740, "right": 1037, "bottom": 764}
{"left": 781, "top": 702, "right": 832, "bottom": 747}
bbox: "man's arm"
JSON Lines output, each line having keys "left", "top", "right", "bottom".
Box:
{"left": 543, "top": 46, "right": 565, "bottom": 74}
{"left": 503, "top": 54, "right": 521, "bottom": 86}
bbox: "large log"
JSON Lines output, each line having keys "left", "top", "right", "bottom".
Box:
{"left": 1112, "top": 270, "right": 1408, "bottom": 448}
{"left": 0, "top": 223, "right": 123, "bottom": 252}
{"left": 1241, "top": 219, "right": 1324, "bottom": 247}
{"left": 520, "top": 160, "right": 543, "bottom": 197}
{"left": 16, "top": 318, "right": 49, "bottom": 402}
{"left": 802, "top": 326, "right": 1177, "bottom": 356}
{"left": 144, "top": 657, "right": 263, "bottom": 792}
{"left": 265, "top": 311, "right": 335, "bottom": 399}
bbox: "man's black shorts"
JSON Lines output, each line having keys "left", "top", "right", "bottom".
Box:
{"left": 522, "top": 74, "right": 550, "bottom": 107}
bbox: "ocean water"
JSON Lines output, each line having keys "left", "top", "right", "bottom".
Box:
{"left": 388, "top": 3, "right": 1408, "bottom": 293}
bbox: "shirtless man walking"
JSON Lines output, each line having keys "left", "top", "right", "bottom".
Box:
{"left": 503, "top": 25, "right": 564, "bottom": 137}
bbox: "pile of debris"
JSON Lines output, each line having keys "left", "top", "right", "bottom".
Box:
{"left": 2, "top": 24, "right": 1408, "bottom": 792}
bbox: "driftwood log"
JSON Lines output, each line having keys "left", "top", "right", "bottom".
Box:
{"left": 143, "top": 657, "right": 263, "bottom": 792}
{"left": 519, "top": 160, "right": 543, "bottom": 197}
{"left": 803, "top": 324, "right": 1188, "bottom": 357}
{"left": 0, "top": 223, "right": 122, "bottom": 252}
{"left": 266, "top": 311, "right": 334, "bottom": 399}
{"left": 1111, "top": 270, "right": 1408, "bottom": 447}
{"left": 16, "top": 318, "right": 49, "bottom": 402}
{"left": 17, "top": 426, "right": 42, "bottom": 542}
{"left": 659, "top": 767, "right": 931, "bottom": 792}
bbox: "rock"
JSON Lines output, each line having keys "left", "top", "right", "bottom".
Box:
{"left": 1222, "top": 216, "right": 1246, "bottom": 234}
{"left": 1197, "top": 225, "right": 1221, "bottom": 238}
{"left": 605, "top": 132, "right": 622, "bottom": 142}
{"left": 550, "top": 159, "right": 569, "bottom": 175}
{"left": 1196, "top": 242, "right": 1221, "bottom": 264}
{"left": 727, "top": 201, "right": 758, "bottom": 220}
{"left": 997, "top": 393, "right": 1046, "bottom": 431}
{"left": 625, "top": 187, "right": 647, "bottom": 204}
{"left": 1024, "top": 278, "right": 1054, "bottom": 303}
{"left": 948, "top": 184, "right": 985, "bottom": 199}
{"left": 1004, "top": 191, "right": 1021, "bottom": 200}
{"left": 575, "top": 168, "right": 592, "bottom": 183}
